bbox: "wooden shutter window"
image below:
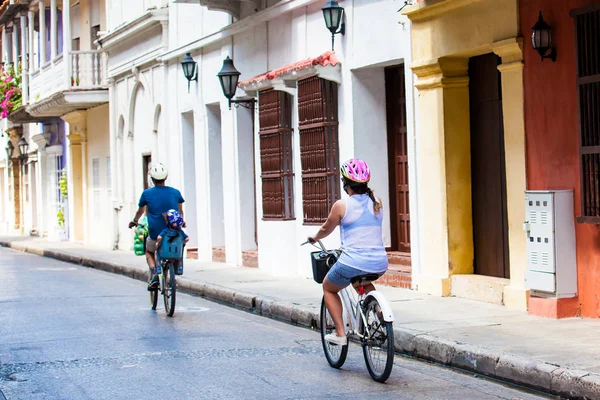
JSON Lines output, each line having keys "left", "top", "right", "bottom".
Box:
{"left": 572, "top": 5, "right": 600, "bottom": 222}
{"left": 298, "top": 76, "right": 340, "bottom": 224}
{"left": 259, "top": 88, "right": 294, "bottom": 220}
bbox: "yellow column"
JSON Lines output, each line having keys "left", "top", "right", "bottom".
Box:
{"left": 411, "top": 57, "right": 474, "bottom": 296}
{"left": 7, "top": 127, "right": 23, "bottom": 233}
{"left": 492, "top": 38, "right": 530, "bottom": 311}
{"left": 62, "top": 111, "right": 88, "bottom": 243}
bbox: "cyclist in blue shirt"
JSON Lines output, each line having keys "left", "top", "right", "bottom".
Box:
{"left": 129, "top": 163, "right": 185, "bottom": 290}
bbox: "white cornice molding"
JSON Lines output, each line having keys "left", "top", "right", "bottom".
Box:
{"left": 98, "top": 8, "right": 169, "bottom": 50}
{"left": 106, "top": 48, "right": 164, "bottom": 79}
{"left": 158, "top": 0, "right": 320, "bottom": 63}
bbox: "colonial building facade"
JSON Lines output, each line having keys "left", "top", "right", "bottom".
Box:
{"left": 8, "top": 0, "right": 600, "bottom": 320}
{"left": 0, "top": 0, "right": 109, "bottom": 247}
{"left": 154, "top": 0, "right": 420, "bottom": 286}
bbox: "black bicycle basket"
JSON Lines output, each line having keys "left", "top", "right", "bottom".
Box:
{"left": 311, "top": 250, "right": 340, "bottom": 284}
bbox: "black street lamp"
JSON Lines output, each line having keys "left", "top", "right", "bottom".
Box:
{"left": 18, "top": 136, "right": 28, "bottom": 159}
{"left": 181, "top": 52, "right": 198, "bottom": 93}
{"left": 217, "top": 56, "right": 255, "bottom": 110}
{"left": 322, "top": 0, "right": 345, "bottom": 51}
{"left": 5, "top": 140, "right": 14, "bottom": 159}
{"left": 531, "top": 12, "right": 557, "bottom": 62}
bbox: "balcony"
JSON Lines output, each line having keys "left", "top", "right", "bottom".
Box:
{"left": 9, "top": 50, "right": 109, "bottom": 123}
{"left": 175, "top": 0, "right": 260, "bottom": 19}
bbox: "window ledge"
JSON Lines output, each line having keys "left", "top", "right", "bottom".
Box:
{"left": 576, "top": 216, "right": 600, "bottom": 224}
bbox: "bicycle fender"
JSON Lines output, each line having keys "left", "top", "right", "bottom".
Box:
{"left": 365, "top": 291, "right": 395, "bottom": 322}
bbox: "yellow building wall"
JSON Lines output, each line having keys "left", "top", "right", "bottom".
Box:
{"left": 405, "top": 0, "right": 529, "bottom": 309}
{"left": 409, "top": 0, "right": 520, "bottom": 62}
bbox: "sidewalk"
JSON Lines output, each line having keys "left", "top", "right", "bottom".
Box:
{"left": 2, "top": 235, "right": 599, "bottom": 399}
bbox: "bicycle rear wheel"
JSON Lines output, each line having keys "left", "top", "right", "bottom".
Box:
{"left": 361, "top": 296, "right": 394, "bottom": 382}
{"left": 163, "top": 262, "right": 176, "bottom": 317}
{"left": 320, "top": 296, "right": 348, "bottom": 369}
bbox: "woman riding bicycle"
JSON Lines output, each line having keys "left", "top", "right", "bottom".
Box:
{"left": 308, "top": 158, "right": 388, "bottom": 346}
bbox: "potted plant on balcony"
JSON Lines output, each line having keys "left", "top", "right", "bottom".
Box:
{"left": 0, "top": 63, "right": 22, "bottom": 119}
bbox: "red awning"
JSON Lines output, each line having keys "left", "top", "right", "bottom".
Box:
{"left": 238, "top": 51, "right": 339, "bottom": 87}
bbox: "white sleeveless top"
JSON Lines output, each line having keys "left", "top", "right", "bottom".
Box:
{"left": 337, "top": 194, "right": 388, "bottom": 273}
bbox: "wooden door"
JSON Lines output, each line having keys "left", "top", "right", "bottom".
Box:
{"left": 143, "top": 154, "right": 152, "bottom": 189}
{"left": 385, "top": 65, "right": 410, "bottom": 253}
{"left": 469, "top": 53, "right": 510, "bottom": 278}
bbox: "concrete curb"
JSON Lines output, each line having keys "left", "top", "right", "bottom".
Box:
{"left": 2, "top": 240, "right": 599, "bottom": 399}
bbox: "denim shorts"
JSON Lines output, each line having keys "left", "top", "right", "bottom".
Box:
{"left": 326, "top": 262, "right": 384, "bottom": 287}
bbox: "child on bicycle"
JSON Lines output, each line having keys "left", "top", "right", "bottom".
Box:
{"left": 307, "top": 158, "right": 388, "bottom": 346}
{"left": 156, "top": 209, "right": 189, "bottom": 275}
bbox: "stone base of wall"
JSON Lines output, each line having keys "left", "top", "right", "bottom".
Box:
{"left": 528, "top": 296, "right": 580, "bottom": 319}
{"left": 242, "top": 250, "right": 259, "bottom": 268}
{"left": 451, "top": 274, "right": 510, "bottom": 305}
{"left": 376, "top": 252, "right": 412, "bottom": 288}
{"left": 212, "top": 247, "right": 226, "bottom": 263}
{"left": 186, "top": 248, "right": 198, "bottom": 259}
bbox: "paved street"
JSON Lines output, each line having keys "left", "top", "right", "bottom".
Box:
{"left": 0, "top": 248, "right": 555, "bottom": 400}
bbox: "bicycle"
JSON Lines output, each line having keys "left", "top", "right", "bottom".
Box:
{"left": 302, "top": 240, "right": 395, "bottom": 383}
{"left": 129, "top": 220, "right": 180, "bottom": 317}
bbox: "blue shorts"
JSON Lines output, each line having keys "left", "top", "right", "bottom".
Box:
{"left": 326, "top": 262, "right": 384, "bottom": 287}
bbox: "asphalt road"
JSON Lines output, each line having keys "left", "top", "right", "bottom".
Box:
{"left": 0, "top": 247, "right": 556, "bottom": 400}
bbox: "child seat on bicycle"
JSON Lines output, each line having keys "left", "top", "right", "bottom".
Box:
{"left": 156, "top": 209, "right": 189, "bottom": 275}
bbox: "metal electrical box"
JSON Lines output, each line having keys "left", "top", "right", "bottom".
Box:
{"left": 523, "top": 190, "right": 577, "bottom": 298}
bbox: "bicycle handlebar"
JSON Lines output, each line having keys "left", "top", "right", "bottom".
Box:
{"left": 300, "top": 239, "right": 326, "bottom": 252}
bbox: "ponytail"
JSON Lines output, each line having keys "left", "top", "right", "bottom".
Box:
{"left": 365, "top": 187, "right": 381, "bottom": 213}
{"left": 343, "top": 177, "right": 381, "bottom": 213}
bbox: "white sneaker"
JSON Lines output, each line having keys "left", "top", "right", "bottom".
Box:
{"left": 325, "top": 333, "right": 347, "bottom": 346}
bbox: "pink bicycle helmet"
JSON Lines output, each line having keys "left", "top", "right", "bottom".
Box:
{"left": 340, "top": 158, "right": 371, "bottom": 183}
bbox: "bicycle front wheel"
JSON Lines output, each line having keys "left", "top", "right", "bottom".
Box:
{"left": 148, "top": 270, "right": 158, "bottom": 310}
{"left": 320, "top": 296, "right": 348, "bottom": 369}
{"left": 362, "top": 296, "right": 394, "bottom": 383}
{"left": 163, "top": 262, "right": 176, "bottom": 317}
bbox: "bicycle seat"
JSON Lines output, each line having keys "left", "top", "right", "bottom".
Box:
{"left": 351, "top": 273, "right": 381, "bottom": 285}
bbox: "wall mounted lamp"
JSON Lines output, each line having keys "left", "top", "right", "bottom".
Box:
{"left": 531, "top": 12, "right": 557, "bottom": 62}
{"left": 5, "top": 139, "right": 13, "bottom": 159}
{"left": 217, "top": 56, "right": 255, "bottom": 110}
{"left": 18, "top": 136, "right": 28, "bottom": 159}
{"left": 322, "top": 0, "right": 345, "bottom": 52}
{"left": 181, "top": 52, "right": 198, "bottom": 93}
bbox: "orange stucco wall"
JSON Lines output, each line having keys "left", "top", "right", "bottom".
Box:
{"left": 521, "top": 0, "right": 600, "bottom": 318}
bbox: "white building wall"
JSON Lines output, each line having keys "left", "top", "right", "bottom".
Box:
{"left": 86, "top": 104, "right": 111, "bottom": 248}
{"left": 107, "top": 0, "right": 168, "bottom": 31}
{"left": 154, "top": 0, "right": 418, "bottom": 282}
{"left": 91, "top": 0, "right": 418, "bottom": 282}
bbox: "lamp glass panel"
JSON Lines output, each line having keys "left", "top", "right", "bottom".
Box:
{"left": 228, "top": 75, "right": 239, "bottom": 99}
{"left": 323, "top": 9, "right": 333, "bottom": 29}
{"left": 541, "top": 30, "right": 552, "bottom": 48}
{"left": 331, "top": 8, "right": 342, "bottom": 31}
{"left": 219, "top": 75, "right": 234, "bottom": 99}
{"left": 182, "top": 62, "right": 196, "bottom": 79}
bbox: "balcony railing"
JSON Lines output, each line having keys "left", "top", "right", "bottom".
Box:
{"left": 70, "top": 50, "right": 108, "bottom": 89}
{"left": 29, "top": 50, "right": 108, "bottom": 105}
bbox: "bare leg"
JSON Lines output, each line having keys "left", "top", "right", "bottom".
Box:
{"left": 323, "top": 277, "right": 346, "bottom": 337}
{"left": 146, "top": 250, "right": 156, "bottom": 273}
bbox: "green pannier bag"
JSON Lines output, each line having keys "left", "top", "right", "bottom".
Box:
{"left": 133, "top": 216, "right": 149, "bottom": 256}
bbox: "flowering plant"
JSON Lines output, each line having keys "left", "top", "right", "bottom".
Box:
{"left": 0, "top": 63, "right": 22, "bottom": 119}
